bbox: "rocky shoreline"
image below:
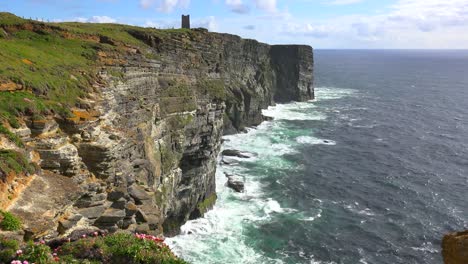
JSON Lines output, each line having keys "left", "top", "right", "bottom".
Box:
{"left": 0, "top": 12, "right": 314, "bottom": 242}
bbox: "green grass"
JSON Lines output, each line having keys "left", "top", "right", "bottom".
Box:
{"left": 0, "top": 233, "right": 188, "bottom": 264}
{"left": 0, "top": 149, "right": 36, "bottom": 175}
{"left": 0, "top": 124, "right": 23, "bottom": 146}
{"left": 196, "top": 79, "right": 226, "bottom": 101}
{"left": 0, "top": 12, "right": 201, "bottom": 124}
{"left": 59, "top": 233, "right": 188, "bottom": 264}
{"left": 0, "top": 237, "right": 19, "bottom": 263}
{"left": 0, "top": 211, "right": 22, "bottom": 231}
{"left": 0, "top": 12, "right": 27, "bottom": 26}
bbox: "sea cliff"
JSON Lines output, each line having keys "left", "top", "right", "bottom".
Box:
{"left": 0, "top": 12, "right": 313, "bottom": 240}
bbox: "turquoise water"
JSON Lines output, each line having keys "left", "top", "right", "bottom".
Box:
{"left": 167, "top": 50, "right": 468, "bottom": 264}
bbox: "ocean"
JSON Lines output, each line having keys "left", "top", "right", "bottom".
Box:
{"left": 166, "top": 50, "right": 468, "bottom": 264}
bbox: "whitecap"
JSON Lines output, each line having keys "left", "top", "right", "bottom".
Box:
{"left": 262, "top": 102, "right": 326, "bottom": 121}
{"left": 300, "top": 212, "right": 322, "bottom": 222}
{"left": 410, "top": 242, "right": 438, "bottom": 254}
{"left": 296, "top": 136, "right": 336, "bottom": 145}
{"left": 263, "top": 198, "right": 284, "bottom": 214}
{"left": 314, "top": 87, "right": 357, "bottom": 101}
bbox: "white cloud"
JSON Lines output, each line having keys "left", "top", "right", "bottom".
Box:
{"left": 283, "top": 22, "right": 336, "bottom": 38}
{"left": 254, "top": 0, "right": 277, "bottom": 13}
{"left": 142, "top": 16, "right": 218, "bottom": 31}
{"left": 215, "top": 0, "right": 468, "bottom": 49}
{"left": 327, "top": 0, "right": 363, "bottom": 5}
{"left": 139, "top": 0, "right": 190, "bottom": 13}
{"left": 88, "top": 16, "right": 117, "bottom": 23}
{"left": 72, "top": 16, "right": 117, "bottom": 23}
{"left": 387, "top": 0, "right": 468, "bottom": 32}
{"left": 193, "top": 16, "right": 218, "bottom": 31}
{"left": 140, "top": 0, "right": 153, "bottom": 9}
{"left": 226, "top": 0, "right": 250, "bottom": 14}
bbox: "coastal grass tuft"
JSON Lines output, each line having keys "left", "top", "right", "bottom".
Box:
{"left": 0, "top": 237, "right": 19, "bottom": 263}
{"left": 0, "top": 124, "right": 23, "bottom": 147}
{"left": 0, "top": 149, "right": 36, "bottom": 175}
{"left": 0, "top": 211, "right": 22, "bottom": 231}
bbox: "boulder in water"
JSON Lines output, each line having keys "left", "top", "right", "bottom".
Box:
{"left": 227, "top": 176, "right": 244, "bottom": 192}
{"left": 222, "top": 149, "right": 253, "bottom": 158}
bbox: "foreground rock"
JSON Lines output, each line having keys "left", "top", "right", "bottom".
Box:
{"left": 442, "top": 230, "right": 468, "bottom": 264}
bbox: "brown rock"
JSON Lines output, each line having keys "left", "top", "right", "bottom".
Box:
{"left": 442, "top": 230, "right": 468, "bottom": 264}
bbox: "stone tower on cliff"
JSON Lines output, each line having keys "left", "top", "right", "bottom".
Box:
{"left": 181, "top": 15, "right": 190, "bottom": 29}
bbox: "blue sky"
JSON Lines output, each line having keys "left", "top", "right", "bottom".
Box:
{"left": 1, "top": 0, "right": 467, "bottom": 48}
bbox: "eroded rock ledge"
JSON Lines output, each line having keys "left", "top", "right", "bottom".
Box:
{"left": 0, "top": 23, "right": 313, "bottom": 239}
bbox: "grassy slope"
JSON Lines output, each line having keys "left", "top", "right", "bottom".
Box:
{"left": 0, "top": 12, "right": 196, "bottom": 177}
{"left": 0, "top": 12, "right": 193, "bottom": 127}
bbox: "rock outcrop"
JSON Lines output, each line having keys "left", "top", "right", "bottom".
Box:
{"left": 442, "top": 230, "right": 468, "bottom": 264}
{"left": 0, "top": 20, "right": 313, "bottom": 239}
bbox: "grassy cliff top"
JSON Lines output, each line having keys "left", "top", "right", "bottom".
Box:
{"left": 0, "top": 12, "right": 194, "bottom": 127}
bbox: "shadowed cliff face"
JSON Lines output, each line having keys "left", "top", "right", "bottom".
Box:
{"left": 0, "top": 18, "right": 313, "bottom": 238}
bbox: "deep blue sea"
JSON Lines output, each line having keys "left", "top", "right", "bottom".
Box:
{"left": 167, "top": 50, "right": 468, "bottom": 264}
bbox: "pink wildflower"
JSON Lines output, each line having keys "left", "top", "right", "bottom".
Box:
{"left": 82, "top": 234, "right": 87, "bottom": 238}
{"left": 16, "top": 250, "right": 22, "bottom": 255}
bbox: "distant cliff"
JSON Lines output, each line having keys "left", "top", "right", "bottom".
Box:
{"left": 0, "top": 12, "right": 314, "bottom": 239}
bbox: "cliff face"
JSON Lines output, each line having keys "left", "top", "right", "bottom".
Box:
{"left": 0, "top": 16, "right": 313, "bottom": 238}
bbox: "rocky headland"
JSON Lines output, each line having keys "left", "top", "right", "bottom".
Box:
{"left": 0, "top": 12, "right": 314, "bottom": 243}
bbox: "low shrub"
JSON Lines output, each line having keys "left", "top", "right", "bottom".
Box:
{"left": 0, "top": 237, "right": 19, "bottom": 263}
{"left": 0, "top": 211, "right": 22, "bottom": 231}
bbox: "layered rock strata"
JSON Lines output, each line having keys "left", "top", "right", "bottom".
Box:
{"left": 1, "top": 29, "right": 313, "bottom": 238}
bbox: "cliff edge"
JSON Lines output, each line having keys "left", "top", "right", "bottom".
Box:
{"left": 0, "top": 12, "right": 314, "bottom": 239}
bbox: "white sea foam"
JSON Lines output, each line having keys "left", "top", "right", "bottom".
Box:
{"left": 168, "top": 95, "right": 351, "bottom": 263}
{"left": 410, "top": 242, "right": 438, "bottom": 254}
{"left": 262, "top": 102, "right": 326, "bottom": 121}
{"left": 296, "top": 136, "right": 336, "bottom": 145}
{"left": 300, "top": 210, "right": 322, "bottom": 222}
{"left": 313, "top": 87, "right": 357, "bottom": 101}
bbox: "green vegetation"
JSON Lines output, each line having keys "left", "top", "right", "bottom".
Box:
{"left": 196, "top": 79, "right": 226, "bottom": 101}
{"left": 0, "top": 12, "right": 27, "bottom": 26}
{"left": 59, "top": 233, "right": 187, "bottom": 264}
{"left": 0, "top": 124, "right": 23, "bottom": 146}
{"left": 160, "top": 144, "right": 180, "bottom": 174}
{"left": 197, "top": 193, "right": 217, "bottom": 214}
{"left": 0, "top": 233, "right": 188, "bottom": 264}
{"left": 0, "top": 211, "right": 22, "bottom": 231}
{"left": 0, "top": 237, "right": 19, "bottom": 263}
{"left": 159, "top": 80, "right": 197, "bottom": 115}
{"left": 0, "top": 12, "right": 199, "bottom": 125}
{"left": 20, "top": 242, "right": 52, "bottom": 263}
{"left": 0, "top": 149, "right": 36, "bottom": 176}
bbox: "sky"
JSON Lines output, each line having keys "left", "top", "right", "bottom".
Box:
{"left": 1, "top": 0, "right": 468, "bottom": 49}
